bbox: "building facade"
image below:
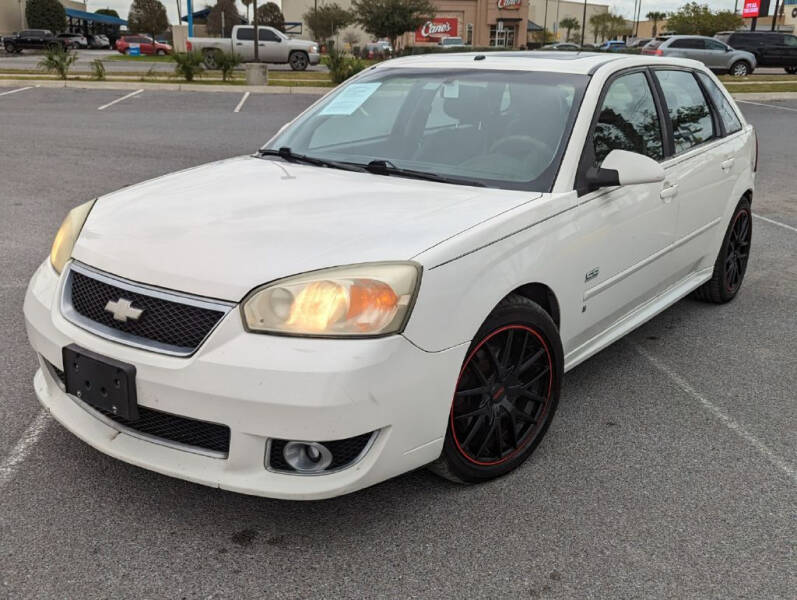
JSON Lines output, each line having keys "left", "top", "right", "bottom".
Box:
{"left": 528, "top": 0, "right": 609, "bottom": 43}
{"left": 1, "top": 0, "right": 86, "bottom": 35}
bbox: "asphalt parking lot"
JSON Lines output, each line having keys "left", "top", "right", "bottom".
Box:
{"left": 0, "top": 86, "right": 795, "bottom": 599}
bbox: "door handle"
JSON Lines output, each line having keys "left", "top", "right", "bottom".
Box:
{"left": 236, "top": 42, "right": 243, "bottom": 45}
{"left": 660, "top": 184, "right": 678, "bottom": 202}
{"left": 721, "top": 158, "right": 735, "bottom": 171}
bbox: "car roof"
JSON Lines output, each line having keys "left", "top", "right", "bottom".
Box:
{"left": 374, "top": 52, "right": 705, "bottom": 76}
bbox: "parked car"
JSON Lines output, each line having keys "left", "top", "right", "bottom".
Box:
{"left": 115, "top": 35, "right": 172, "bottom": 56}
{"left": 26, "top": 53, "right": 756, "bottom": 499}
{"left": 2, "top": 29, "right": 70, "bottom": 53}
{"left": 715, "top": 30, "right": 797, "bottom": 74}
{"left": 599, "top": 40, "right": 626, "bottom": 51}
{"left": 87, "top": 34, "right": 111, "bottom": 49}
{"left": 643, "top": 35, "right": 757, "bottom": 76}
{"left": 57, "top": 33, "right": 88, "bottom": 49}
{"left": 187, "top": 25, "right": 319, "bottom": 71}
{"left": 439, "top": 36, "right": 466, "bottom": 48}
{"left": 626, "top": 37, "right": 652, "bottom": 48}
{"left": 365, "top": 41, "right": 392, "bottom": 58}
{"left": 542, "top": 42, "right": 580, "bottom": 50}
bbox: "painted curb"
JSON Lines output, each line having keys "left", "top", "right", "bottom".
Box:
{"left": 0, "top": 79, "right": 331, "bottom": 95}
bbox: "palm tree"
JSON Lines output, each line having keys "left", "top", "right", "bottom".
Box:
{"left": 241, "top": 0, "right": 253, "bottom": 22}
{"left": 646, "top": 11, "right": 666, "bottom": 36}
{"left": 559, "top": 17, "right": 580, "bottom": 42}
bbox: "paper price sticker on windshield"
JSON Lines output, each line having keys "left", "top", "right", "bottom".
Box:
{"left": 319, "top": 83, "right": 381, "bottom": 116}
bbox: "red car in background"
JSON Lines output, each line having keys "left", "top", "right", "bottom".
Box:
{"left": 115, "top": 35, "right": 172, "bottom": 55}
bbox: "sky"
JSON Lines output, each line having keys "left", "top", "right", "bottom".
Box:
{"left": 84, "top": 0, "right": 741, "bottom": 26}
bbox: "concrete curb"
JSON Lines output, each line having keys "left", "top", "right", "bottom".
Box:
{"left": 730, "top": 91, "right": 797, "bottom": 101}
{"left": 0, "top": 78, "right": 331, "bottom": 95}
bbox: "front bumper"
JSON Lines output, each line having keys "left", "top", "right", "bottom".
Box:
{"left": 308, "top": 52, "right": 321, "bottom": 66}
{"left": 24, "top": 260, "right": 467, "bottom": 500}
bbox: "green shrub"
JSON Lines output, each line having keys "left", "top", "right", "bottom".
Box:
{"left": 215, "top": 50, "right": 243, "bottom": 81}
{"left": 38, "top": 45, "right": 78, "bottom": 80}
{"left": 90, "top": 58, "right": 106, "bottom": 80}
{"left": 323, "top": 46, "right": 367, "bottom": 84}
{"left": 172, "top": 51, "right": 204, "bottom": 82}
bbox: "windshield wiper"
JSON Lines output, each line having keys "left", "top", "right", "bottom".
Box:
{"left": 259, "top": 147, "right": 365, "bottom": 173}
{"left": 365, "top": 160, "right": 486, "bottom": 188}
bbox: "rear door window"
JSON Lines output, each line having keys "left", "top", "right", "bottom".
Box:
{"left": 697, "top": 73, "right": 742, "bottom": 135}
{"left": 705, "top": 39, "right": 727, "bottom": 51}
{"left": 670, "top": 39, "right": 705, "bottom": 49}
{"left": 654, "top": 70, "right": 714, "bottom": 154}
{"left": 592, "top": 71, "right": 664, "bottom": 164}
{"left": 237, "top": 27, "right": 254, "bottom": 41}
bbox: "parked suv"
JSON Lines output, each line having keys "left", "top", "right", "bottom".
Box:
{"left": 57, "top": 33, "right": 88, "bottom": 49}
{"left": 2, "top": 30, "right": 70, "bottom": 53}
{"left": 643, "top": 35, "right": 757, "bottom": 76}
{"left": 715, "top": 30, "right": 797, "bottom": 74}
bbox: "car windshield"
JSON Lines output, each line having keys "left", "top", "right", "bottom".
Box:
{"left": 263, "top": 68, "right": 587, "bottom": 191}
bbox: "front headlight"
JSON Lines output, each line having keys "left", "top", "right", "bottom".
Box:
{"left": 50, "top": 199, "right": 96, "bottom": 274}
{"left": 242, "top": 262, "right": 421, "bottom": 337}
{"left": 311, "top": 45, "right": 319, "bottom": 53}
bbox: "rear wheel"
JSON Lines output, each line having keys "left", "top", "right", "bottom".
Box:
{"left": 156, "top": 49, "right": 166, "bottom": 56}
{"left": 289, "top": 51, "right": 309, "bottom": 71}
{"left": 203, "top": 49, "right": 220, "bottom": 69}
{"left": 786, "top": 67, "right": 797, "bottom": 75}
{"left": 730, "top": 60, "right": 751, "bottom": 77}
{"left": 4, "top": 42, "right": 15, "bottom": 53}
{"left": 429, "top": 294, "right": 563, "bottom": 483}
{"left": 692, "top": 197, "right": 752, "bottom": 304}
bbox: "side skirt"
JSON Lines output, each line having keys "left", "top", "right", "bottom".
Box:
{"left": 564, "top": 266, "right": 713, "bottom": 372}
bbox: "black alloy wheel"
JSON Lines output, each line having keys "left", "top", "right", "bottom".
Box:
{"left": 693, "top": 197, "right": 752, "bottom": 304}
{"left": 724, "top": 207, "right": 751, "bottom": 294}
{"left": 289, "top": 51, "right": 309, "bottom": 71}
{"left": 430, "top": 295, "right": 563, "bottom": 483}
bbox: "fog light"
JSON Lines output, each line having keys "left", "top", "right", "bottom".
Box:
{"left": 283, "top": 441, "right": 333, "bottom": 473}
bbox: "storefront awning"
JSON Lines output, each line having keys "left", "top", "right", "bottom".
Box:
{"left": 64, "top": 8, "right": 127, "bottom": 26}
{"left": 527, "top": 20, "right": 543, "bottom": 32}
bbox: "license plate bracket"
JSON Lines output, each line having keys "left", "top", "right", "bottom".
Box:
{"left": 62, "top": 344, "right": 138, "bottom": 420}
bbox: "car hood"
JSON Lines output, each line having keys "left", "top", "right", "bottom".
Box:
{"left": 73, "top": 156, "right": 537, "bottom": 301}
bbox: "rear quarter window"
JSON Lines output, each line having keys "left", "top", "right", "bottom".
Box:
{"left": 697, "top": 73, "right": 742, "bottom": 135}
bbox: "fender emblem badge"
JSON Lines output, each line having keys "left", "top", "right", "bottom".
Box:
{"left": 585, "top": 268, "right": 600, "bottom": 282}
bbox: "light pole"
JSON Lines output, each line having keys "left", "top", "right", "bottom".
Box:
{"left": 253, "top": 0, "right": 259, "bottom": 61}
{"left": 543, "top": 0, "right": 549, "bottom": 43}
{"left": 580, "top": 0, "right": 587, "bottom": 46}
{"left": 187, "top": 0, "right": 193, "bottom": 37}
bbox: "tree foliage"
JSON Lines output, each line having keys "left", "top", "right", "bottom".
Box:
{"left": 588, "top": 12, "right": 629, "bottom": 42}
{"left": 207, "top": 0, "right": 243, "bottom": 37}
{"left": 665, "top": 3, "right": 742, "bottom": 37}
{"left": 127, "top": 0, "right": 169, "bottom": 38}
{"left": 95, "top": 8, "right": 121, "bottom": 18}
{"left": 351, "top": 0, "right": 435, "bottom": 47}
{"left": 255, "top": 2, "right": 285, "bottom": 31}
{"left": 559, "top": 17, "right": 580, "bottom": 42}
{"left": 241, "top": 0, "right": 253, "bottom": 21}
{"left": 646, "top": 11, "right": 666, "bottom": 37}
{"left": 25, "top": 0, "right": 66, "bottom": 34}
{"left": 303, "top": 3, "right": 353, "bottom": 42}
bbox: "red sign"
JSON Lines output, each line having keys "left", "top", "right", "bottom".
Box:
{"left": 415, "top": 18, "right": 459, "bottom": 42}
{"left": 742, "top": 0, "right": 761, "bottom": 17}
{"left": 497, "top": 0, "right": 522, "bottom": 9}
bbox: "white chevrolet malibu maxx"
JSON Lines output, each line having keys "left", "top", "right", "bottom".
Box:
{"left": 25, "top": 53, "right": 755, "bottom": 499}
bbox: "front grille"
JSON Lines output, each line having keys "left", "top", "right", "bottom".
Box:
{"left": 64, "top": 264, "right": 230, "bottom": 355}
{"left": 49, "top": 362, "right": 230, "bottom": 456}
{"left": 269, "top": 433, "right": 374, "bottom": 473}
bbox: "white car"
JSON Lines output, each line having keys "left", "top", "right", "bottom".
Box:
{"left": 25, "top": 53, "right": 756, "bottom": 500}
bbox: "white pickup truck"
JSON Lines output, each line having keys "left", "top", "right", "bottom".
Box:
{"left": 187, "top": 25, "right": 320, "bottom": 71}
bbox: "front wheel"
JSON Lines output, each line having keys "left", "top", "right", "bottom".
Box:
{"left": 203, "top": 49, "right": 219, "bottom": 69}
{"left": 289, "top": 51, "right": 309, "bottom": 71}
{"left": 429, "top": 294, "right": 563, "bottom": 483}
{"left": 4, "top": 42, "right": 15, "bottom": 53}
{"left": 156, "top": 49, "right": 166, "bottom": 56}
{"left": 692, "top": 197, "right": 752, "bottom": 304}
{"left": 785, "top": 67, "right": 797, "bottom": 75}
{"left": 730, "top": 61, "right": 751, "bottom": 77}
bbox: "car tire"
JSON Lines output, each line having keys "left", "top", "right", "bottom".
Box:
{"left": 729, "top": 60, "right": 751, "bottom": 77}
{"left": 203, "top": 49, "right": 220, "bottom": 69}
{"left": 289, "top": 51, "right": 309, "bottom": 71}
{"left": 124, "top": 48, "right": 130, "bottom": 55}
{"left": 4, "top": 42, "right": 15, "bottom": 53}
{"left": 692, "top": 197, "right": 752, "bottom": 304}
{"left": 156, "top": 49, "right": 166, "bottom": 56}
{"left": 428, "top": 294, "right": 563, "bottom": 484}
{"left": 785, "top": 67, "right": 797, "bottom": 75}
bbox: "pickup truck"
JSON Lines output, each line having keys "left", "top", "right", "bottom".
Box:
{"left": 3, "top": 29, "right": 71, "bottom": 54}
{"left": 187, "top": 25, "right": 320, "bottom": 71}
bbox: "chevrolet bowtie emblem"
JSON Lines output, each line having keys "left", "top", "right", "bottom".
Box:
{"left": 105, "top": 298, "right": 144, "bottom": 322}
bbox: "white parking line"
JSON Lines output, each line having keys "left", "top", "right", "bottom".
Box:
{"left": 754, "top": 213, "right": 797, "bottom": 234}
{"left": 97, "top": 89, "right": 143, "bottom": 111}
{"left": 737, "top": 99, "right": 797, "bottom": 113}
{"left": 0, "top": 86, "right": 33, "bottom": 97}
{"left": 634, "top": 344, "right": 796, "bottom": 484}
{"left": 0, "top": 410, "right": 49, "bottom": 491}
{"left": 234, "top": 91, "right": 250, "bottom": 113}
